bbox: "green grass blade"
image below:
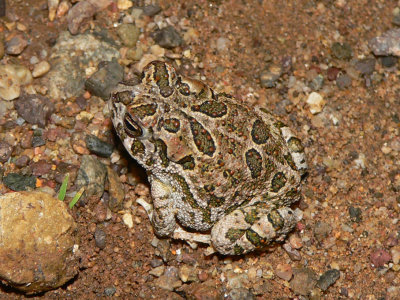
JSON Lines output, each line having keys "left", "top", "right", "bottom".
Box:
{"left": 69, "top": 187, "right": 84, "bottom": 209}
{"left": 58, "top": 173, "right": 69, "bottom": 201}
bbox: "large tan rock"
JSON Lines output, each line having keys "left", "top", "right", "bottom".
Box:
{"left": 0, "top": 191, "right": 79, "bottom": 294}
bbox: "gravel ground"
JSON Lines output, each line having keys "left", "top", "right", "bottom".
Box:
{"left": 0, "top": 0, "right": 399, "bottom": 299}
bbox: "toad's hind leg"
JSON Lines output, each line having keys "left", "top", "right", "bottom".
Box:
{"left": 211, "top": 203, "right": 299, "bottom": 255}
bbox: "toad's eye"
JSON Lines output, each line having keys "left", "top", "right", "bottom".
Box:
{"left": 124, "top": 114, "right": 142, "bottom": 138}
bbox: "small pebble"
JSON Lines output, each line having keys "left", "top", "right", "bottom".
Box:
{"left": 15, "top": 155, "right": 30, "bottom": 167}
{"left": 104, "top": 287, "right": 116, "bottom": 297}
{"left": 275, "top": 263, "right": 293, "bottom": 281}
{"left": 290, "top": 268, "right": 318, "bottom": 296}
{"left": 310, "top": 74, "right": 324, "bottom": 90}
{"left": 150, "top": 259, "right": 163, "bottom": 268}
{"left": 349, "top": 206, "right": 362, "bottom": 223}
{"left": 216, "top": 37, "right": 230, "bottom": 52}
{"left": 14, "top": 94, "right": 55, "bottom": 128}
{"left": 117, "top": 24, "right": 140, "bottom": 47}
{"left": 369, "top": 28, "right": 400, "bottom": 56}
{"left": 5, "top": 34, "right": 28, "bottom": 55}
{"left": 259, "top": 65, "right": 282, "bottom": 88}
{"left": 289, "top": 233, "right": 303, "bottom": 249}
{"left": 370, "top": 249, "right": 391, "bottom": 267}
{"left": 94, "top": 227, "right": 107, "bottom": 249}
{"left": 327, "top": 67, "right": 340, "bottom": 81}
{"left": 228, "top": 288, "right": 254, "bottom": 300}
{"left": 122, "top": 213, "right": 133, "bottom": 229}
{"left": 149, "top": 265, "right": 165, "bottom": 277}
{"left": 354, "top": 58, "right": 375, "bottom": 75}
{"left": 314, "top": 221, "right": 332, "bottom": 243}
{"left": 390, "top": 247, "right": 400, "bottom": 264}
{"left": 393, "top": 7, "right": 400, "bottom": 26}
{"left": 317, "top": 269, "right": 340, "bottom": 291}
{"left": 331, "top": 42, "right": 352, "bottom": 60}
{"left": 283, "top": 242, "right": 302, "bottom": 261}
{"left": 117, "top": 0, "right": 132, "bottom": 10}
{"left": 380, "top": 56, "right": 398, "bottom": 68}
{"left": 32, "top": 61, "right": 51, "bottom": 78}
{"left": 336, "top": 73, "right": 352, "bottom": 89}
{"left": 3, "top": 173, "right": 36, "bottom": 191}
{"left": 32, "top": 136, "right": 46, "bottom": 147}
{"left": 0, "top": 141, "right": 13, "bottom": 163}
{"left": 31, "top": 160, "right": 52, "bottom": 176}
{"left": 143, "top": 4, "right": 161, "bottom": 16}
{"left": 153, "top": 26, "right": 182, "bottom": 49}
{"left": 85, "top": 135, "right": 114, "bottom": 158}
{"left": 306, "top": 92, "right": 325, "bottom": 114}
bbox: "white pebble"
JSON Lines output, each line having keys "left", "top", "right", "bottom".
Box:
{"left": 32, "top": 61, "right": 51, "bottom": 78}
{"left": 306, "top": 92, "right": 326, "bottom": 114}
{"left": 122, "top": 213, "right": 133, "bottom": 229}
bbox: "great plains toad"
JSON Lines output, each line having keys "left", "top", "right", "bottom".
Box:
{"left": 109, "top": 61, "right": 307, "bottom": 255}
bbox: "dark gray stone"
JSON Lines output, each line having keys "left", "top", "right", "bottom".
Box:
{"left": 153, "top": 26, "right": 182, "bottom": 49}
{"left": 32, "top": 136, "right": 46, "bottom": 147}
{"left": 104, "top": 286, "right": 116, "bottom": 296}
{"left": 354, "top": 58, "right": 376, "bottom": 75}
{"left": 94, "top": 227, "right": 106, "bottom": 249}
{"left": 336, "top": 73, "right": 352, "bottom": 89}
{"left": 143, "top": 5, "right": 161, "bottom": 16}
{"left": 317, "top": 269, "right": 340, "bottom": 291}
{"left": 85, "top": 59, "right": 124, "bottom": 100}
{"left": 85, "top": 135, "right": 114, "bottom": 158}
{"left": 3, "top": 173, "right": 36, "bottom": 191}
{"left": 380, "top": 56, "right": 398, "bottom": 68}
{"left": 349, "top": 206, "right": 362, "bottom": 223}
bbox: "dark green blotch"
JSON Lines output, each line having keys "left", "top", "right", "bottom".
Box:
{"left": 177, "top": 155, "right": 195, "bottom": 170}
{"left": 245, "top": 148, "right": 263, "bottom": 179}
{"left": 208, "top": 194, "right": 225, "bottom": 207}
{"left": 153, "top": 61, "right": 170, "bottom": 88}
{"left": 251, "top": 119, "right": 270, "bottom": 144}
{"left": 131, "top": 103, "right": 157, "bottom": 119}
{"left": 172, "top": 174, "right": 198, "bottom": 209}
{"left": 192, "top": 100, "right": 227, "bottom": 118}
{"left": 155, "top": 139, "right": 169, "bottom": 167}
{"left": 131, "top": 140, "right": 145, "bottom": 155}
{"left": 267, "top": 209, "right": 284, "bottom": 230}
{"left": 226, "top": 228, "right": 246, "bottom": 242}
{"left": 284, "top": 153, "right": 297, "bottom": 171}
{"left": 244, "top": 208, "right": 260, "bottom": 225}
{"left": 264, "top": 158, "right": 276, "bottom": 178}
{"left": 216, "top": 92, "right": 232, "bottom": 99}
{"left": 202, "top": 209, "right": 212, "bottom": 224}
{"left": 197, "top": 88, "right": 209, "bottom": 99}
{"left": 189, "top": 118, "right": 215, "bottom": 156}
{"left": 285, "top": 188, "right": 298, "bottom": 198}
{"left": 234, "top": 245, "right": 245, "bottom": 255}
{"left": 178, "top": 82, "right": 190, "bottom": 96}
{"left": 271, "top": 172, "right": 287, "bottom": 192}
{"left": 3, "top": 173, "right": 36, "bottom": 191}
{"left": 274, "top": 120, "right": 287, "bottom": 129}
{"left": 246, "top": 229, "right": 266, "bottom": 248}
{"left": 163, "top": 118, "right": 180, "bottom": 133}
